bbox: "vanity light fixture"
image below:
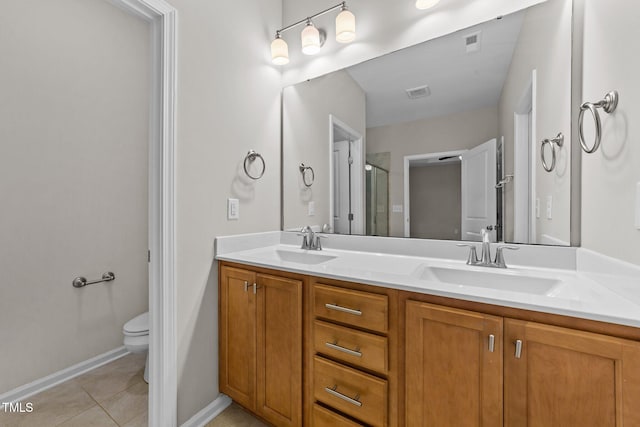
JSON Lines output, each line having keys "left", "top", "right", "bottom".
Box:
{"left": 270, "top": 1, "right": 356, "bottom": 65}
{"left": 415, "top": 0, "right": 441, "bottom": 10}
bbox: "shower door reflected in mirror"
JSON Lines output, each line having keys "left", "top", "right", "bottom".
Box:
{"left": 282, "top": 0, "right": 574, "bottom": 246}
{"left": 366, "top": 163, "right": 389, "bottom": 237}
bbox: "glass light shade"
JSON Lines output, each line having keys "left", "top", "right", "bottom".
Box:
{"left": 415, "top": 0, "right": 440, "bottom": 9}
{"left": 336, "top": 9, "right": 356, "bottom": 43}
{"left": 301, "top": 23, "right": 321, "bottom": 55}
{"left": 271, "top": 36, "right": 289, "bottom": 65}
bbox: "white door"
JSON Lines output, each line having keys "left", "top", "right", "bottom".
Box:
{"left": 461, "top": 139, "right": 497, "bottom": 241}
{"left": 333, "top": 140, "right": 351, "bottom": 234}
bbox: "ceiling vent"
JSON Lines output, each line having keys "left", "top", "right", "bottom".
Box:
{"left": 464, "top": 31, "right": 481, "bottom": 53}
{"left": 405, "top": 85, "right": 431, "bottom": 99}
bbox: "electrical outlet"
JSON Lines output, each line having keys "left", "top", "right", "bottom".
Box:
{"left": 308, "top": 201, "right": 315, "bottom": 216}
{"left": 546, "top": 195, "right": 553, "bottom": 220}
{"left": 535, "top": 198, "right": 540, "bottom": 219}
{"left": 227, "top": 198, "right": 239, "bottom": 220}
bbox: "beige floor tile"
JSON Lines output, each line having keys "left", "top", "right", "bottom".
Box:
{"left": 0, "top": 380, "right": 95, "bottom": 427}
{"left": 100, "top": 381, "right": 148, "bottom": 426}
{"left": 204, "top": 403, "right": 269, "bottom": 427}
{"left": 75, "top": 353, "right": 146, "bottom": 403}
{"left": 121, "top": 411, "right": 147, "bottom": 427}
{"left": 56, "top": 405, "right": 118, "bottom": 427}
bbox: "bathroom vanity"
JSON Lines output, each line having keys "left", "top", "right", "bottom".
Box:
{"left": 216, "top": 233, "right": 640, "bottom": 427}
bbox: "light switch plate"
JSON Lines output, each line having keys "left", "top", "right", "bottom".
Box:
{"left": 392, "top": 204, "right": 403, "bottom": 213}
{"left": 546, "top": 195, "right": 553, "bottom": 220}
{"left": 635, "top": 182, "right": 640, "bottom": 229}
{"left": 308, "top": 201, "right": 315, "bottom": 216}
{"left": 227, "top": 198, "right": 239, "bottom": 220}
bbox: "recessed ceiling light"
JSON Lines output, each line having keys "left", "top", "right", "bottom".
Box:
{"left": 415, "top": 0, "right": 440, "bottom": 10}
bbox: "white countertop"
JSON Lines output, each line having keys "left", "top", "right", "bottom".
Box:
{"left": 215, "top": 232, "right": 640, "bottom": 328}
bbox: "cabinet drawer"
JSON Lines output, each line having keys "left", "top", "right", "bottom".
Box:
{"left": 313, "top": 356, "right": 388, "bottom": 427}
{"left": 314, "top": 320, "right": 388, "bottom": 373}
{"left": 313, "top": 284, "right": 388, "bottom": 333}
{"left": 312, "top": 404, "right": 364, "bottom": 427}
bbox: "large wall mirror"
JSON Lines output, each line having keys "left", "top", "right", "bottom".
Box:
{"left": 283, "top": 0, "right": 576, "bottom": 246}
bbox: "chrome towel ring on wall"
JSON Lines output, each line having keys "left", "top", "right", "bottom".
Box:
{"left": 299, "top": 163, "right": 315, "bottom": 187}
{"left": 541, "top": 132, "right": 564, "bottom": 172}
{"left": 578, "top": 90, "right": 619, "bottom": 154}
{"left": 243, "top": 150, "right": 266, "bottom": 180}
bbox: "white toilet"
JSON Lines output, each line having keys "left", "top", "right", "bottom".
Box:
{"left": 123, "top": 312, "right": 149, "bottom": 383}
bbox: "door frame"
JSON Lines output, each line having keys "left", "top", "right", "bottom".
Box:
{"left": 110, "top": 1, "right": 177, "bottom": 425}
{"left": 329, "top": 115, "right": 364, "bottom": 235}
{"left": 403, "top": 150, "right": 467, "bottom": 238}
{"left": 513, "top": 69, "right": 537, "bottom": 243}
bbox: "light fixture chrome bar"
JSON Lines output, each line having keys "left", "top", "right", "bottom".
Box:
{"left": 276, "top": 1, "right": 347, "bottom": 35}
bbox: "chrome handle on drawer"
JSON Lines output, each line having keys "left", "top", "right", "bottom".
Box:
{"left": 325, "top": 303, "right": 362, "bottom": 316}
{"left": 325, "top": 385, "right": 362, "bottom": 407}
{"left": 325, "top": 341, "right": 362, "bottom": 358}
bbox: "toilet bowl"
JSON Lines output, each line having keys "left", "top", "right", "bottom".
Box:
{"left": 123, "top": 312, "right": 149, "bottom": 383}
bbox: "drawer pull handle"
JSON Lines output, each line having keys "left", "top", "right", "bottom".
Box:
{"left": 488, "top": 334, "right": 495, "bottom": 352}
{"left": 325, "top": 385, "right": 362, "bottom": 407}
{"left": 325, "top": 341, "right": 362, "bottom": 358}
{"left": 325, "top": 303, "right": 362, "bottom": 316}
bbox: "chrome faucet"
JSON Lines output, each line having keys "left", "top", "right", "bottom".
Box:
{"left": 299, "top": 226, "right": 323, "bottom": 250}
{"left": 457, "top": 228, "right": 519, "bottom": 268}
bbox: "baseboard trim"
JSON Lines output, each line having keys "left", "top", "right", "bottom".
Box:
{"left": 180, "top": 394, "right": 232, "bottom": 427}
{"left": 0, "top": 346, "right": 129, "bottom": 404}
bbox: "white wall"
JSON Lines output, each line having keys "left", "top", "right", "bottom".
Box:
{"left": 282, "top": 70, "right": 366, "bottom": 231}
{"left": 498, "top": 0, "right": 572, "bottom": 244}
{"left": 170, "top": 0, "right": 282, "bottom": 423}
{"left": 581, "top": 0, "right": 640, "bottom": 265}
{"left": 0, "top": 0, "right": 149, "bottom": 392}
{"left": 367, "top": 106, "right": 499, "bottom": 237}
{"left": 281, "top": 0, "right": 547, "bottom": 85}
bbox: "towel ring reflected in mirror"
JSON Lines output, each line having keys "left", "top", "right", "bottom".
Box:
{"left": 299, "top": 163, "right": 315, "bottom": 187}
{"left": 243, "top": 150, "right": 266, "bottom": 180}
{"left": 541, "top": 132, "right": 564, "bottom": 172}
{"left": 578, "top": 90, "right": 619, "bottom": 154}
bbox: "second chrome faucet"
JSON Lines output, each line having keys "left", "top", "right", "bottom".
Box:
{"left": 299, "top": 226, "right": 324, "bottom": 250}
{"left": 458, "top": 228, "right": 518, "bottom": 268}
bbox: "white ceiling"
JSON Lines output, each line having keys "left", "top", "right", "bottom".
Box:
{"left": 346, "top": 11, "right": 525, "bottom": 128}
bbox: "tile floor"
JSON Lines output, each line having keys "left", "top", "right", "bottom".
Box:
{"left": 0, "top": 353, "right": 267, "bottom": 427}
{"left": 0, "top": 353, "right": 148, "bottom": 427}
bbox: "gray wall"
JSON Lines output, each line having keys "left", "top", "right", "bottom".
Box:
{"left": 409, "top": 164, "right": 462, "bottom": 240}
{"left": 581, "top": 0, "right": 640, "bottom": 265}
{"left": 0, "top": 0, "right": 149, "bottom": 393}
{"left": 171, "top": 0, "right": 282, "bottom": 422}
{"left": 282, "top": 70, "right": 366, "bottom": 231}
{"left": 498, "top": 0, "right": 572, "bottom": 244}
{"left": 366, "top": 106, "right": 499, "bottom": 237}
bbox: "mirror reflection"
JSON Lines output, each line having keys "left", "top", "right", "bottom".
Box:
{"left": 283, "top": 0, "right": 572, "bottom": 245}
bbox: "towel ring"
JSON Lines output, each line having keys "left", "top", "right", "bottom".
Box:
{"left": 578, "top": 90, "right": 618, "bottom": 154}
{"left": 299, "top": 163, "right": 315, "bottom": 187}
{"left": 541, "top": 132, "right": 564, "bottom": 172}
{"left": 243, "top": 150, "right": 265, "bottom": 180}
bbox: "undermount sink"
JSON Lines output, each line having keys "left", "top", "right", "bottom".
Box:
{"left": 270, "top": 249, "right": 337, "bottom": 265}
{"left": 415, "top": 265, "right": 562, "bottom": 295}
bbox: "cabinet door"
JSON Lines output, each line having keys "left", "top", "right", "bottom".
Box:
{"left": 219, "top": 266, "right": 256, "bottom": 411}
{"left": 405, "top": 301, "right": 503, "bottom": 427}
{"left": 256, "top": 273, "right": 302, "bottom": 427}
{"left": 505, "top": 319, "right": 640, "bottom": 427}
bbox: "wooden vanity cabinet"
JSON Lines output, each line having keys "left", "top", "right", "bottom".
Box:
{"left": 404, "top": 298, "right": 640, "bottom": 427}
{"left": 219, "top": 264, "right": 302, "bottom": 427}
{"left": 405, "top": 301, "right": 503, "bottom": 427}
{"left": 504, "top": 319, "right": 640, "bottom": 427}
